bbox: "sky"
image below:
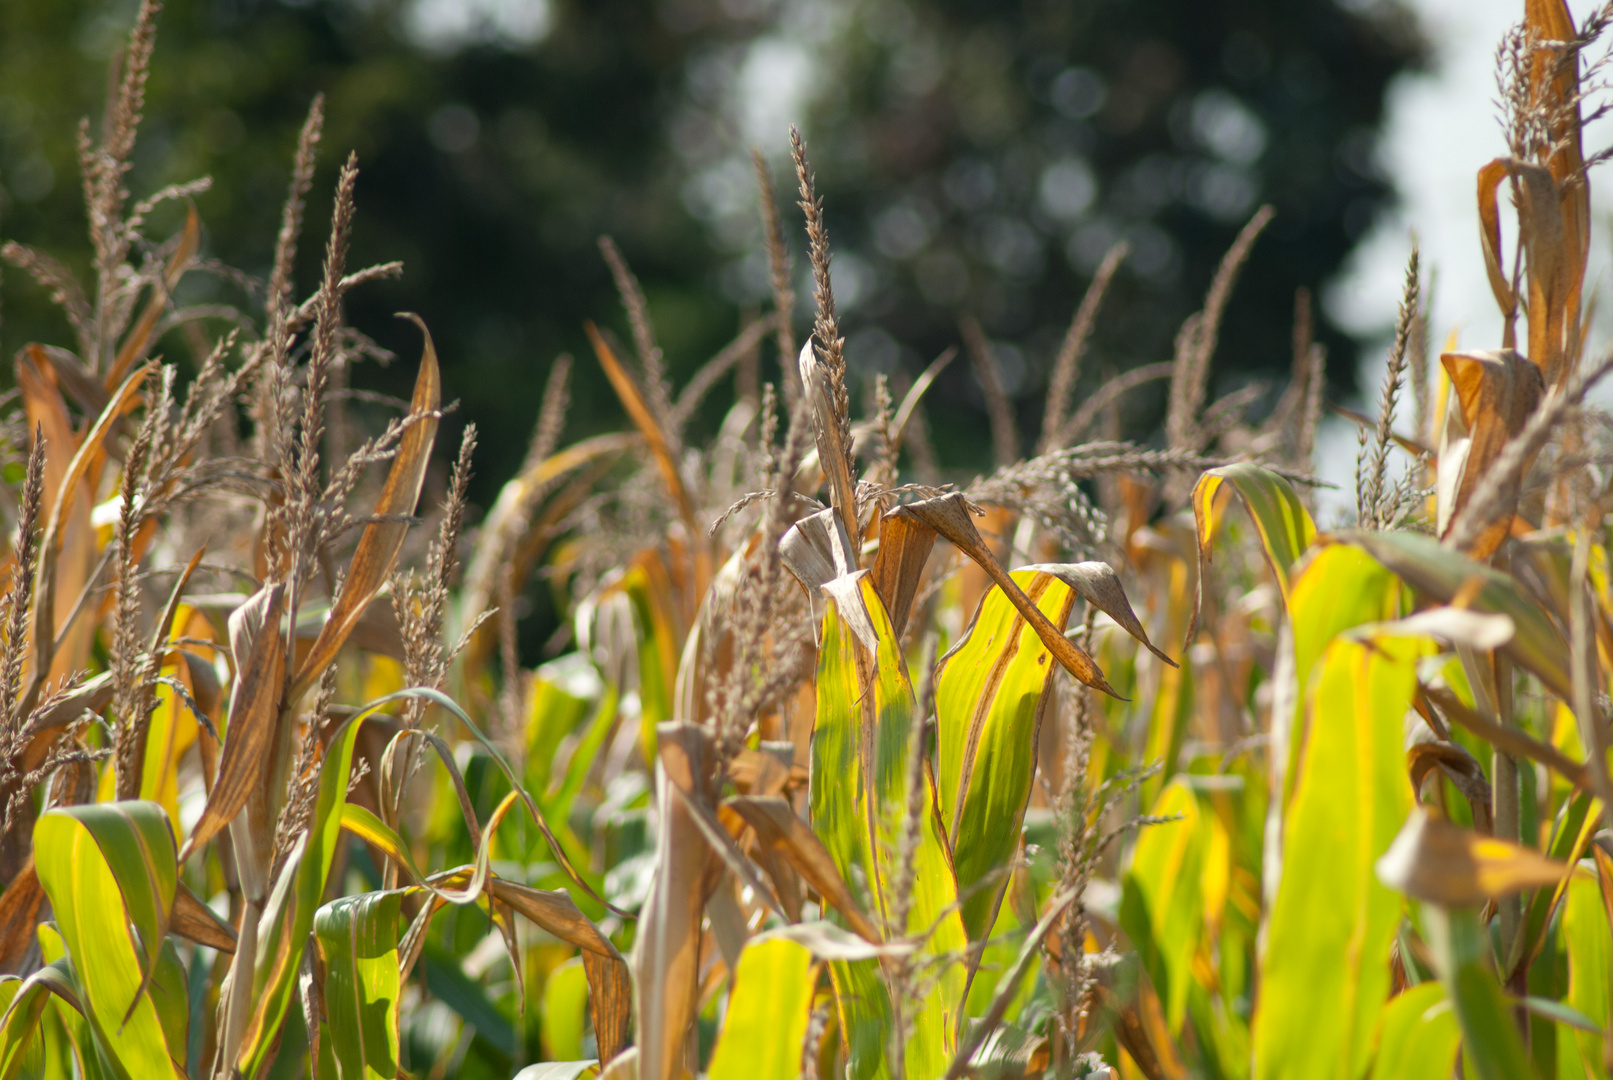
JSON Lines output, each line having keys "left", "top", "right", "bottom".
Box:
{"left": 1319, "top": 0, "right": 1613, "bottom": 516}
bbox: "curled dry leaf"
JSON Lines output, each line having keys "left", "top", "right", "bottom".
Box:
{"left": 798, "top": 340, "right": 860, "bottom": 547}
{"left": 894, "top": 492, "right": 1120, "bottom": 695}
{"left": 1376, "top": 807, "right": 1569, "bottom": 907}
{"left": 725, "top": 794, "right": 882, "bottom": 945}
{"left": 1435, "top": 349, "right": 1543, "bottom": 559}
{"left": 178, "top": 581, "right": 286, "bottom": 889}
{"left": 869, "top": 508, "right": 938, "bottom": 641}
{"left": 1407, "top": 740, "right": 1494, "bottom": 835}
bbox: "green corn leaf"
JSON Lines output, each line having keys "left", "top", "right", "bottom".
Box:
{"left": 1190, "top": 463, "right": 1316, "bottom": 638}
{"left": 1560, "top": 872, "right": 1611, "bottom": 1078}
{"left": 234, "top": 702, "right": 372, "bottom": 1078}
{"left": 316, "top": 891, "right": 404, "bottom": 1080}
{"left": 707, "top": 935, "right": 818, "bottom": 1080}
{"left": 1252, "top": 635, "right": 1418, "bottom": 1080}
{"left": 1423, "top": 905, "right": 1535, "bottom": 1080}
{"left": 1339, "top": 529, "right": 1571, "bottom": 700}
{"left": 812, "top": 572, "right": 968, "bottom": 1080}
{"left": 32, "top": 801, "right": 182, "bottom": 1080}
{"left": 935, "top": 567, "right": 1081, "bottom": 942}
{"left": 1367, "top": 983, "right": 1460, "bottom": 1080}
{"left": 1119, "top": 778, "right": 1209, "bottom": 1034}
{"left": 0, "top": 958, "right": 81, "bottom": 1079}
{"left": 35, "top": 925, "right": 113, "bottom": 1080}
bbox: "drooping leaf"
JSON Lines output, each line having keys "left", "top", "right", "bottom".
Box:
{"left": 706, "top": 935, "right": 817, "bottom": 1080}
{"left": 1252, "top": 635, "right": 1417, "bottom": 1080}
{"left": 1189, "top": 463, "right": 1316, "bottom": 643}
{"left": 726, "top": 795, "right": 881, "bottom": 945}
{"left": 1435, "top": 349, "right": 1544, "bottom": 557}
{"left": 888, "top": 493, "right": 1119, "bottom": 695}
{"left": 32, "top": 801, "right": 182, "bottom": 1080}
{"left": 937, "top": 564, "right": 1166, "bottom": 943}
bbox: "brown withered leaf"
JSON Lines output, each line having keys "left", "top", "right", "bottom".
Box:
{"left": 636, "top": 719, "right": 723, "bottom": 1080}
{"left": 1436, "top": 349, "right": 1544, "bottom": 559}
{"left": 1018, "top": 562, "right": 1176, "bottom": 667}
{"left": 658, "top": 724, "right": 785, "bottom": 922}
{"left": 586, "top": 322, "right": 711, "bottom": 598}
{"left": 0, "top": 862, "right": 42, "bottom": 974}
{"left": 1421, "top": 683, "right": 1590, "bottom": 792}
{"left": 725, "top": 794, "right": 882, "bottom": 944}
{"left": 1477, "top": 159, "right": 1520, "bottom": 335}
{"left": 34, "top": 345, "right": 109, "bottom": 417}
{"left": 1407, "top": 740, "right": 1493, "bottom": 835}
{"left": 1376, "top": 806, "right": 1570, "bottom": 907}
{"left": 172, "top": 880, "right": 237, "bottom": 954}
{"left": 289, "top": 315, "right": 440, "bottom": 704}
{"left": 870, "top": 508, "right": 938, "bottom": 641}
{"left": 779, "top": 506, "right": 858, "bottom": 594}
{"left": 178, "top": 582, "right": 287, "bottom": 893}
{"left": 25, "top": 355, "right": 150, "bottom": 702}
{"left": 890, "top": 493, "right": 1121, "bottom": 696}
{"left": 798, "top": 340, "right": 861, "bottom": 547}
{"left": 489, "top": 877, "right": 632, "bottom": 1065}
{"left": 1528, "top": 0, "right": 1590, "bottom": 373}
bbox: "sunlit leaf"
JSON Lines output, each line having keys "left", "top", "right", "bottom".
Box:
{"left": 1189, "top": 463, "right": 1316, "bottom": 641}
{"left": 707, "top": 935, "right": 817, "bottom": 1080}
{"left": 33, "top": 801, "right": 182, "bottom": 1080}
{"left": 316, "top": 891, "right": 403, "bottom": 1080}
{"left": 1252, "top": 635, "right": 1416, "bottom": 1080}
{"left": 1366, "top": 983, "right": 1459, "bottom": 1080}
{"left": 811, "top": 572, "right": 967, "bottom": 1080}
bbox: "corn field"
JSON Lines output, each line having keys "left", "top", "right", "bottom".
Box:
{"left": 6, "top": 1, "right": 1613, "bottom": 1078}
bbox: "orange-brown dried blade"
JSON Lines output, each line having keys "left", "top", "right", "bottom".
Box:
{"left": 726, "top": 794, "right": 883, "bottom": 944}
{"left": 586, "top": 321, "right": 712, "bottom": 596}
{"left": 172, "top": 879, "right": 237, "bottom": 953}
{"left": 28, "top": 360, "right": 151, "bottom": 707}
{"left": 289, "top": 315, "right": 440, "bottom": 704}
{"left": 106, "top": 204, "right": 200, "bottom": 390}
{"left": 897, "top": 493, "right": 1120, "bottom": 696}
{"left": 870, "top": 509, "right": 937, "bottom": 641}
{"left": 178, "top": 582, "right": 287, "bottom": 872}
{"left": 1439, "top": 349, "right": 1544, "bottom": 558}
{"left": 1477, "top": 158, "right": 1517, "bottom": 325}
{"left": 0, "top": 862, "right": 42, "bottom": 973}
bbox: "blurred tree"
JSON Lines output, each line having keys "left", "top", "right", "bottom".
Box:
{"left": 1, "top": 0, "right": 1422, "bottom": 486}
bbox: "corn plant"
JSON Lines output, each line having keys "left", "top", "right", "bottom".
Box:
{"left": 8, "top": 1, "right": 1613, "bottom": 1079}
